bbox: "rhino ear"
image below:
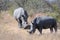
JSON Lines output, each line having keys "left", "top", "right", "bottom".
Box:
{"left": 24, "top": 25, "right": 30, "bottom": 29}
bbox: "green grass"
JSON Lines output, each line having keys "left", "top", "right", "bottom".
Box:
{"left": 46, "top": 12, "right": 60, "bottom": 22}
{"left": 8, "top": 7, "right": 15, "bottom": 16}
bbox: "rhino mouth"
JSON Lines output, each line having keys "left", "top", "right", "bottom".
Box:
{"left": 24, "top": 24, "right": 30, "bottom": 29}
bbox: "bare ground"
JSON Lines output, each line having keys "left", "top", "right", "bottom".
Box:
{"left": 0, "top": 11, "right": 60, "bottom": 40}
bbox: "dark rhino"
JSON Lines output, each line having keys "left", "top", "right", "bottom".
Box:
{"left": 13, "top": 7, "right": 28, "bottom": 28}
{"left": 27, "top": 16, "right": 57, "bottom": 34}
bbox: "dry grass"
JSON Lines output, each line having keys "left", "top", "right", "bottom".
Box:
{"left": 0, "top": 11, "right": 60, "bottom": 40}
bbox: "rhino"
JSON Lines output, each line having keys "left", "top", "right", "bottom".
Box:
{"left": 13, "top": 7, "right": 28, "bottom": 28}
{"left": 26, "top": 16, "right": 57, "bottom": 34}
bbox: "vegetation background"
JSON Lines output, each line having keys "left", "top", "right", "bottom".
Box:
{"left": 0, "top": 0, "right": 60, "bottom": 22}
